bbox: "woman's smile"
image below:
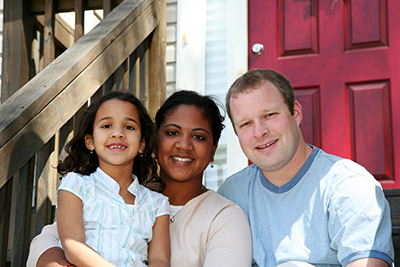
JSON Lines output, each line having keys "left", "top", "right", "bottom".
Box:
{"left": 172, "top": 156, "right": 193, "bottom": 162}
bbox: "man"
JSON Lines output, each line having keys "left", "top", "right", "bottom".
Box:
{"left": 217, "top": 69, "right": 394, "bottom": 267}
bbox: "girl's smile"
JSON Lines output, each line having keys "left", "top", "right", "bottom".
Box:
{"left": 107, "top": 142, "right": 128, "bottom": 151}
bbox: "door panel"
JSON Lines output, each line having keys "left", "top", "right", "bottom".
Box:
{"left": 295, "top": 88, "right": 321, "bottom": 148}
{"left": 249, "top": 0, "right": 400, "bottom": 188}
{"left": 348, "top": 81, "right": 393, "bottom": 182}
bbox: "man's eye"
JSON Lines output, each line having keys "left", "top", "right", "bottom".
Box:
{"left": 241, "top": 122, "right": 250, "bottom": 128}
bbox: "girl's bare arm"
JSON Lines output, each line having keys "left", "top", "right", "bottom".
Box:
{"left": 147, "top": 214, "right": 170, "bottom": 267}
{"left": 57, "top": 190, "right": 115, "bottom": 267}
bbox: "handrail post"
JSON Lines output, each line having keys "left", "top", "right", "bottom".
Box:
{"left": 1, "top": 0, "right": 34, "bottom": 103}
{"left": 0, "top": 180, "right": 12, "bottom": 266}
{"left": 148, "top": 0, "right": 167, "bottom": 118}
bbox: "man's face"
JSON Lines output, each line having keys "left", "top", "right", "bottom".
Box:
{"left": 230, "top": 81, "right": 303, "bottom": 178}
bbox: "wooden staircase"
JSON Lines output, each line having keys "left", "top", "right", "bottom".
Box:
{"left": 0, "top": 0, "right": 166, "bottom": 265}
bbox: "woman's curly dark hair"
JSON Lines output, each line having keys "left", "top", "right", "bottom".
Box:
{"left": 155, "top": 90, "right": 225, "bottom": 146}
{"left": 57, "top": 91, "right": 158, "bottom": 186}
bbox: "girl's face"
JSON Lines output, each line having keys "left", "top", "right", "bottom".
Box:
{"left": 156, "top": 105, "right": 218, "bottom": 184}
{"left": 85, "top": 99, "right": 145, "bottom": 174}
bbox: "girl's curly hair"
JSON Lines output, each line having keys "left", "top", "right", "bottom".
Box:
{"left": 57, "top": 91, "right": 160, "bottom": 186}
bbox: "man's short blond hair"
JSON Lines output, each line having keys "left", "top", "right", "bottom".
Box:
{"left": 226, "top": 69, "right": 295, "bottom": 123}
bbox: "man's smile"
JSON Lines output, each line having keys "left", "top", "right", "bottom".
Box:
{"left": 256, "top": 139, "right": 278, "bottom": 149}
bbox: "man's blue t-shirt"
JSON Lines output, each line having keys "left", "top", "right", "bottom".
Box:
{"left": 218, "top": 146, "right": 394, "bottom": 267}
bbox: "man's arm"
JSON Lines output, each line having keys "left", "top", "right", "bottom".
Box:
{"left": 346, "top": 257, "right": 389, "bottom": 267}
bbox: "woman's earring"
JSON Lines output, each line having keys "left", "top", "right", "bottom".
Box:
{"left": 138, "top": 152, "right": 144, "bottom": 157}
{"left": 210, "top": 162, "right": 214, "bottom": 168}
{"left": 90, "top": 150, "right": 94, "bottom": 154}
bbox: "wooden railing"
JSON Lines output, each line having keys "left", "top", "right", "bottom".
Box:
{"left": 0, "top": 0, "right": 166, "bottom": 265}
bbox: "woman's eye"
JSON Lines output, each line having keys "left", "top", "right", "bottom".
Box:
{"left": 194, "top": 135, "right": 205, "bottom": 140}
{"left": 167, "top": 131, "right": 178, "bottom": 136}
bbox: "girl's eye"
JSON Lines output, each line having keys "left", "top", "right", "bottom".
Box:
{"left": 125, "top": 125, "right": 134, "bottom": 130}
{"left": 101, "top": 124, "right": 111, "bottom": 129}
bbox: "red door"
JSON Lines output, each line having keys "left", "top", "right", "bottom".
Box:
{"left": 249, "top": 0, "right": 400, "bottom": 189}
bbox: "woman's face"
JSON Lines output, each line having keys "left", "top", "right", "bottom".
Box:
{"left": 156, "top": 104, "right": 218, "bottom": 184}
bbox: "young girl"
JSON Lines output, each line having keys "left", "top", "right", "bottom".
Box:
{"left": 56, "top": 91, "right": 170, "bottom": 267}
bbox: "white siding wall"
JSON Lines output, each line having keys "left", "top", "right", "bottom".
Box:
{"left": 166, "top": 0, "right": 177, "bottom": 97}
{"left": 175, "top": 0, "right": 206, "bottom": 94}
{"left": 204, "top": 0, "right": 228, "bottom": 189}
{"left": 224, "top": 0, "right": 248, "bottom": 178}
{"left": 204, "top": 0, "right": 248, "bottom": 189}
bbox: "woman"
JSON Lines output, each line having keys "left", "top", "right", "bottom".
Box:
{"left": 27, "top": 90, "right": 252, "bottom": 267}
